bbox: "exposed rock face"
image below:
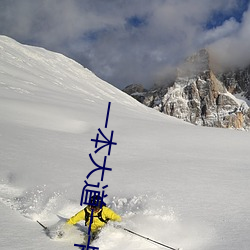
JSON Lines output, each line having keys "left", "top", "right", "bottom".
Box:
{"left": 122, "top": 84, "right": 147, "bottom": 103}
{"left": 217, "top": 66, "right": 250, "bottom": 99}
{"left": 123, "top": 84, "right": 146, "bottom": 95}
{"left": 123, "top": 49, "right": 250, "bottom": 130}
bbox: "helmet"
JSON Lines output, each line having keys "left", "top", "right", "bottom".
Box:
{"left": 90, "top": 195, "right": 106, "bottom": 208}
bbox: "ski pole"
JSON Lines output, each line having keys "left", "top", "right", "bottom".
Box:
{"left": 122, "top": 227, "right": 180, "bottom": 250}
{"left": 37, "top": 220, "right": 49, "bottom": 231}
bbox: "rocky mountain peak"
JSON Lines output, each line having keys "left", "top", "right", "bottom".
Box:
{"left": 123, "top": 49, "right": 250, "bottom": 130}
{"left": 177, "top": 48, "right": 210, "bottom": 78}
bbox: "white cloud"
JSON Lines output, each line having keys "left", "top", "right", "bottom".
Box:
{"left": 209, "top": 5, "right": 250, "bottom": 68}
{"left": 0, "top": 0, "right": 249, "bottom": 88}
{"left": 200, "top": 18, "right": 240, "bottom": 45}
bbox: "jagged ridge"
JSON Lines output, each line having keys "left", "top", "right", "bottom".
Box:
{"left": 123, "top": 49, "right": 250, "bottom": 130}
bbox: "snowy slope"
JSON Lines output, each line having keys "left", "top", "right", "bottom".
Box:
{"left": 0, "top": 36, "right": 250, "bottom": 250}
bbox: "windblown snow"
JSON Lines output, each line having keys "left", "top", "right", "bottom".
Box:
{"left": 0, "top": 36, "right": 250, "bottom": 250}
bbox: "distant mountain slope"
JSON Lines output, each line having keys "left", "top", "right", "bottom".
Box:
{"left": 0, "top": 35, "right": 145, "bottom": 109}
{"left": 0, "top": 35, "right": 158, "bottom": 133}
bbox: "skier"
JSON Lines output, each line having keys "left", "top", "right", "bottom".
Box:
{"left": 66, "top": 196, "right": 122, "bottom": 238}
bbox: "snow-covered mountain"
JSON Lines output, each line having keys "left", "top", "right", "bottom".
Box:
{"left": 124, "top": 49, "right": 250, "bottom": 130}
{"left": 1, "top": 36, "right": 250, "bottom": 250}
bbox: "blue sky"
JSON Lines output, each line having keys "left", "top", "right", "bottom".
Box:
{"left": 0, "top": 0, "right": 249, "bottom": 89}
{"left": 205, "top": 0, "right": 249, "bottom": 28}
